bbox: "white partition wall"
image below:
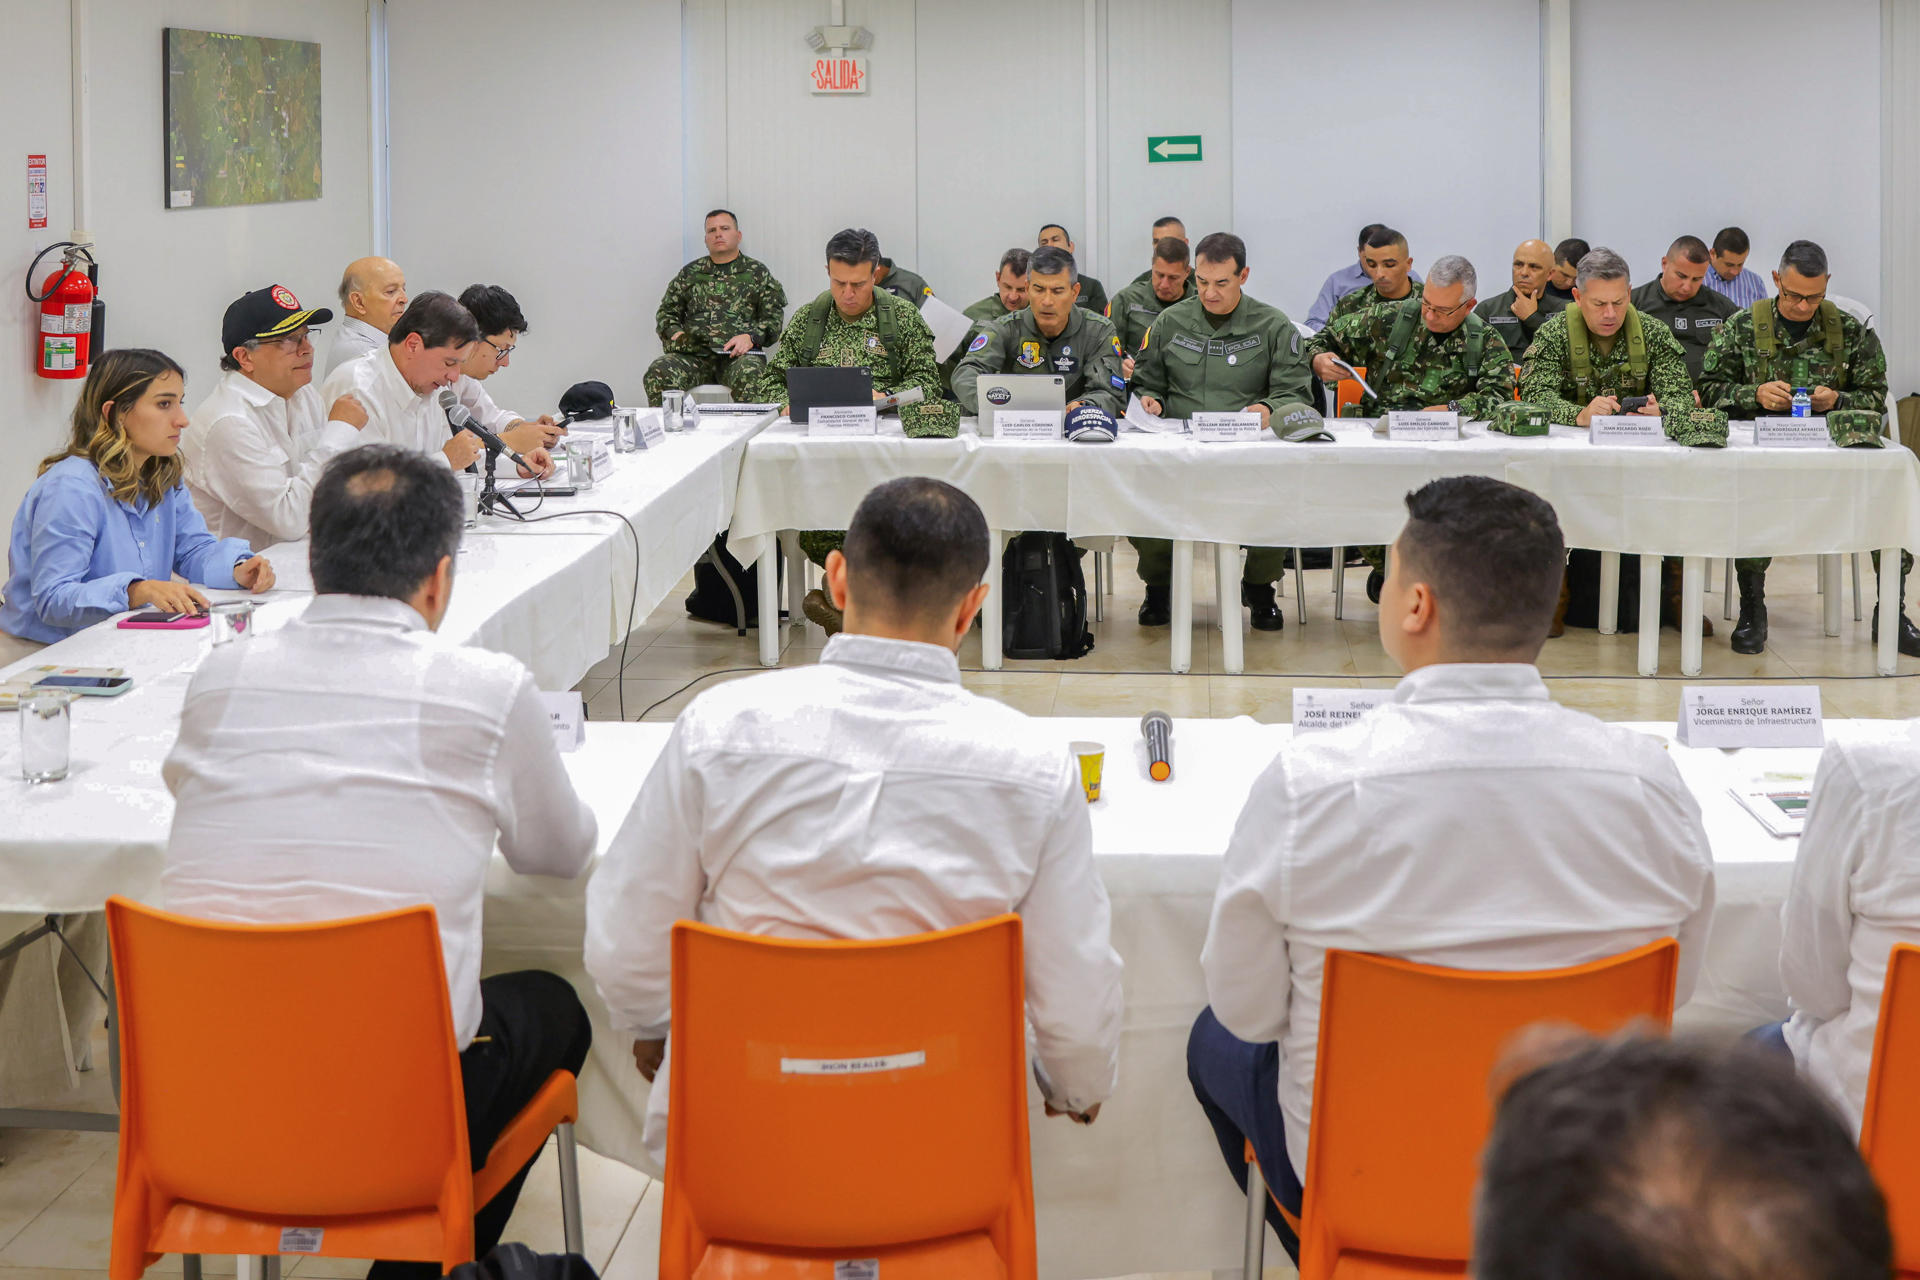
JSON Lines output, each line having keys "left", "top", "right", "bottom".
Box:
{"left": 1230, "top": 0, "right": 1545, "bottom": 323}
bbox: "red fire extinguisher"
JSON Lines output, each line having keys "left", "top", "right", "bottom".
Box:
{"left": 26, "top": 242, "right": 100, "bottom": 380}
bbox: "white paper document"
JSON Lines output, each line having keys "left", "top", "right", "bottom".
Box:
{"left": 1327, "top": 358, "right": 1377, "bottom": 400}
{"left": 1729, "top": 772, "right": 1815, "bottom": 838}
{"left": 1676, "top": 685, "right": 1824, "bottom": 748}
{"left": 1124, "top": 392, "right": 1186, "bottom": 434}
{"left": 1589, "top": 415, "right": 1669, "bottom": 445}
{"left": 918, "top": 294, "right": 977, "bottom": 361}
{"left": 1754, "top": 417, "right": 1834, "bottom": 449}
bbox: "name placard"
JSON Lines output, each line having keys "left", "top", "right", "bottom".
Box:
{"left": 539, "top": 691, "right": 586, "bottom": 752}
{"left": 809, "top": 405, "right": 879, "bottom": 437}
{"left": 1291, "top": 688, "right": 1392, "bottom": 732}
{"left": 1754, "top": 416, "right": 1833, "bottom": 449}
{"left": 634, "top": 410, "right": 667, "bottom": 450}
{"left": 1192, "top": 411, "right": 1265, "bottom": 442}
{"left": 1386, "top": 410, "right": 1460, "bottom": 441}
{"left": 1675, "top": 685, "right": 1824, "bottom": 749}
{"left": 993, "top": 410, "right": 1063, "bottom": 441}
{"left": 1589, "top": 414, "right": 1668, "bottom": 445}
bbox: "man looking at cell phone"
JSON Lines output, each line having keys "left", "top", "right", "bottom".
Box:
{"left": 1518, "top": 247, "right": 1694, "bottom": 428}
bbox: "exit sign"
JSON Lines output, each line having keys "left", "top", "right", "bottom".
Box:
{"left": 1147, "top": 135, "right": 1202, "bottom": 163}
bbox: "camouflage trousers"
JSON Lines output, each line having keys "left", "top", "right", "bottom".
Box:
{"left": 1735, "top": 551, "right": 1914, "bottom": 578}
{"left": 798, "top": 530, "right": 844, "bottom": 569}
{"left": 642, "top": 352, "right": 767, "bottom": 406}
{"left": 1130, "top": 538, "right": 1292, "bottom": 589}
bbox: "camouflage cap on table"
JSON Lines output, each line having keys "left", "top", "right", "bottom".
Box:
{"left": 1827, "top": 408, "right": 1886, "bottom": 448}
{"left": 1489, "top": 400, "right": 1552, "bottom": 436}
{"left": 1666, "top": 406, "right": 1729, "bottom": 448}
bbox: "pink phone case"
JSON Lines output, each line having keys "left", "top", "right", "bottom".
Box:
{"left": 117, "top": 611, "right": 211, "bottom": 630}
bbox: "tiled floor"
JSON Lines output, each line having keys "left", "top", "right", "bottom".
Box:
{"left": 3, "top": 548, "right": 1909, "bottom": 1280}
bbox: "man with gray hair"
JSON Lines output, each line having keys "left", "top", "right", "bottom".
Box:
{"left": 324, "top": 256, "right": 408, "bottom": 375}
{"left": 1306, "top": 254, "right": 1517, "bottom": 600}
{"left": 1519, "top": 247, "right": 1693, "bottom": 428}
{"left": 953, "top": 245, "right": 1126, "bottom": 419}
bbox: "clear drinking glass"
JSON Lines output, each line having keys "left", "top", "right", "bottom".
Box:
{"left": 210, "top": 600, "right": 256, "bottom": 645}
{"left": 458, "top": 471, "right": 483, "bottom": 529}
{"left": 661, "top": 389, "right": 687, "bottom": 433}
{"left": 612, "top": 408, "right": 638, "bottom": 453}
{"left": 20, "top": 688, "right": 73, "bottom": 784}
{"left": 566, "top": 440, "right": 597, "bottom": 489}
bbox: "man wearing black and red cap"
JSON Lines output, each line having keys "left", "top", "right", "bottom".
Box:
{"left": 183, "top": 285, "right": 370, "bottom": 550}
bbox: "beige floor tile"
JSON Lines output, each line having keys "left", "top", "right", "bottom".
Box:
{"left": 598, "top": 1182, "right": 661, "bottom": 1280}
{"left": 0, "top": 1130, "right": 114, "bottom": 1256}
{"left": 619, "top": 642, "right": 774, "bottom": 683}
{"left": 0, "top": 1269, "right": 120, "bottom": 1280}
{"left": 960, "top": 672, "right": 1059, "bottom": 716}
{"left": 493, "top": 1139, "right": 650, "bottom": 1272}
{"left": 1205, "top": 626, "right": 1357, "bottom": 678}
{"left": 0, "top": 1145, "right": 121, "bottom": 1272}
{"left": 636, "top": 671, "right": 764, "bottom": 723}
{"left": 1821, "top": 678, "right": 1920, "bottom": 719}
{"left": 1053, "top": 673, "right": 1212, "bottom": 718}
{"left": 586, "top": 679, "right": 695, "bottom": 725}
{"left": 1544, "top": 679, "right": 1686, "bottom": 722}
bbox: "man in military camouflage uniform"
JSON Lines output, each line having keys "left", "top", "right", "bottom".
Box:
{"left": 1698, "top": 239, "right": 1913, "bottom": 656}
{"left": 1109, "top": 237, "right": 1196, "bottom": 380}
{"left": 1630, "top": 235, "right": 1737, "bottom": 382}
{"left": 759, "top": 228, "right": 958, "bottom": 634}
{"left": 1309, "top": 254, "right": 1515, "bottom": 601}
{"left": 1324, "top": 226, "right": 1423, "bottom": 327}
{"left": 1475, "top": 239, "right": 1567, "bottom": 361}
{"left": 875, "top": 257, "right": 934, "bottom": 308}
{"left": 1038, "top": 223, "right": 1109, "bottom": 316}
{"left": 953, "top": 246, "right": 1126, "bottom": 418}
{"left": 1131, "top": 232, "right": 1313, "bottom": 632}
{"left": 644, "top": 209, "right": 787, "bottom": 405}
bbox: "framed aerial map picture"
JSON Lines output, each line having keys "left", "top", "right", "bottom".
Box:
{"left": 163, "top": 28, "right": 322, "bottom": 209}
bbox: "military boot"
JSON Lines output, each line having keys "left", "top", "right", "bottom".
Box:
{"left": 1366, "top": 568, "right": 1385, "bottom": 604}
{"left": 1242, "top": 582, "right": 1283, "bottom": 632}
{"left": 1138, "top": 584, "right": 1171, "bottom": 627}
{"left": 1870, "top": 569, "right": 1920, "bottom": 658}
{"left": 1658, "top": 558, "right": 1712, "bottom": 637}
{"left": 802, "top": 588, "right": 843, "bottom": 636}
{"left": 1731, "top": 570, "right": 1768, "bottom": 654}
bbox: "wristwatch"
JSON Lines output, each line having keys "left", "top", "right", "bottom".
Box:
{"left": 1446, "top": 400, "right": 1461, "bottom": 413}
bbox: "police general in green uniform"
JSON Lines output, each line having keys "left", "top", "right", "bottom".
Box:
{"left": 1109, "top": 238, "right": 1196, "bottom": 380}
{"left": 1630, "top": 235, "right": 1738, "bottom": 381}
{"left": 953, "top": 246, "right": 1127, "bottom": 418}
{"left": 1130, "top": 232, "right": 1313, "bottom": 632}
{"left": 645, "top": 209, "right": 787, "bottom": 405}
{"left": 1307, "top": 254, "right": 1515, "bottom": 599}
{"left": 1697, "top": 239, "right": 1913, "bottom": 655}
{"left": 1475, "top": 239, "right": 1567, "bottom": 364}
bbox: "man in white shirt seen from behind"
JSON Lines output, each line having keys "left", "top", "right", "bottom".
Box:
{"left": 184, "top": 284, "right": 369, "bottom": 549}
{"left": 1189, "top": 475, "right": 1716, "bottom": 1262}
{"left": 585, "top": 477, "right": 1125, "bottom": 1167}
{"left": 324, "top": 255, "right": 408, "bottom": 375}
{"left": 162, "top": 444, "right": 596, "bottom": 1280}
{"left": 455, "top": 283, "right": 566, "bottom": 455}
{"left": 319, "top": 291, "right": 553, "bottom": 479}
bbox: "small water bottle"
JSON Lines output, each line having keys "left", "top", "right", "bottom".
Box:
{"left": 1791, "top": 387, "right": 1812, "bottom": 418}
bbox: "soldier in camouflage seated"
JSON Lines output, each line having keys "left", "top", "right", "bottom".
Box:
{"left": 644, "top": 209, "right": 787, "bottom": 406}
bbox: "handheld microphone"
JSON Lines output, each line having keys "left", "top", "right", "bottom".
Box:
{"left": 874, "top": 386, "right": 926, "bottom": 414}
{"left": 1140, "top": 709, "right": 1173, "bottom": 782}
{"left": 439, "top": 389, "right": 530, "bottom": 470}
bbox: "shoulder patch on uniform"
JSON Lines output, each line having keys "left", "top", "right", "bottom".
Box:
{"left": 1111, "top": 335, "right": 1123, "bottom": 356}
{"left": 967, "top": 332, "right": 990, "bottom": 353}
{"left": 1290, "top": 331, "right": 1301, "bottom": 355}
{"left": 1018, "top": 340, "right": 1043, "bottom": 368}
{"left": 921, "top": 285, "right": 933, "bottom": 297}
{"left": 1110, "top": 374, "right": 1127, "bottom": 391}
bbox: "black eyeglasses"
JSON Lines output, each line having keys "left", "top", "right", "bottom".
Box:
{"left": 484, "top": 336, "right": 516, "bottom": 361}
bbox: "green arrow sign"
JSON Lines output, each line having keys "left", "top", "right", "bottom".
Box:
{"left": 1148, "top": 135, "right": 1203, "bottom": 163}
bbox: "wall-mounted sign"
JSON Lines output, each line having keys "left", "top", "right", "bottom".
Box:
{"left": 28, "top": 154, "right": 47, "bottom": 229}
{"left": 811, "top": 56, "right": 867, "bottom": 94}
{"left": 1148, "top": 135, "right": 1203, "bottom": 163}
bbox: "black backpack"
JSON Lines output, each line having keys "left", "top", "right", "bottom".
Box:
{"left": 1001, "top": 532, "right": 1094, "bottom": 660}
{"left": 447, "top": 1244, "right": 597, "bottom": 1280}
{"left": 685, "top": 532, "right": 778, "bottom": 631}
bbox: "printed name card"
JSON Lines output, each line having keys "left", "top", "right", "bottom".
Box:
{"left": 1675, "top": 685, "right": 1824, "bottom": 749}
{"left": 1386, "top": 410, "right": 1460, "bottom": 441}
{"left": 993, "top": 410, "right": 1063, "bottom": 441}
{"left": 1754, "top": 417, "right": 1833, "bottom": 449}
{"left": 1291, "top": 688, "right": 1392, "bottom": 732}
{"left": 1191, "top": 411, "right": 1265, "bottom": 442}
{"left": 634, "top": 410, "right": 667, "bottom": 449}
{"left": 1589, "top": 415, "right": 1668, "bottom": 445}
{"left": 808, "top": 405, "right": 879, "bottom": 437}
{"left": 539, "top": 691, "right": 586, "bottom": 752}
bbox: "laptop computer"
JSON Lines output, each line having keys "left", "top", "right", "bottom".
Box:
{"left": 976, "top": 374, "right": 1067, "bottom": 435}
{"left": 787, "top": 366, "right": 874, "bottom": 424}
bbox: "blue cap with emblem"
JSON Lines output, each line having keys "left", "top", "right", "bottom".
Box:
{"left": 1065, "top": 404, "right": 1117, "bottom": 443}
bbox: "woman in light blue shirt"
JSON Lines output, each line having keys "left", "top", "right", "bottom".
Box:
{"left": 0, "top": 349, "right": 275, "bottom": 646}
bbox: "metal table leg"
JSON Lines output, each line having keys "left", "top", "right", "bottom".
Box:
{"left": 1823, "top": 554, "right": 1843, "bottom": 637}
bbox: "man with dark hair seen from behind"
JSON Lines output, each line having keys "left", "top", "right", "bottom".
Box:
{"left": 1187, "top": 476, "right": 1714, "bottom": 1262}
{"left": 645, "top": 209, "right": 788, "bottom": 406}
{"left": 1306, "top": 222, "right": 1423, "bottom": 331}
{"left": 1706, "top": 225, "right": 1771, "bottom": 307}
{"left": 162, "top": 444, "right": 598, "bottom": 1280}
{"left": 1546, "top": 237, "right": 1590, "bottom": 301}
{"left": 1631, "top": 235, "right": 1738, "bottom": 382}
{"left": 1475, "top": 1033, "right": 1891, "bottom": 1280}
{"left": 586, "top": 477, "right": 1125, "bottom": 1168}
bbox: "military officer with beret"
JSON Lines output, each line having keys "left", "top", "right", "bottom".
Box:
{"left": 644, "top": 209, "right": 787, "bottom": 406}
{"left": 1631, "top": 236, "right": 1738, "bottom": 382}
{"left": 1109, "top": 238, "right": 1196, "bottom": 380}
{"left": 1697, "top": 239, "right": 1912, "bottom": 656}
{"left": 1475, "top": 239, "right": 1567, "bottom": 362}
{"left": 1131, "top": 231, "right": 1313, "bottom": 632}
{"left": 953, "top": 246, "right": 1127, "bottom": 418}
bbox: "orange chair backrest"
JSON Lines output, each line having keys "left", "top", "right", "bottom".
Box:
{"left": 1862, "top": 943, "right": 1920, "bottom": 1270}
{"left": 1298, "top": 939, "right": 1679, "bottom": 1277}
{"left": 1334, "top": 368, "right": 1368, "bottom": 418}
{"left": 106, "top": 897, "right": 471, "bottom": 1223}
{"left": 662, "top": 915, "right": 1033, "bottom": 1271}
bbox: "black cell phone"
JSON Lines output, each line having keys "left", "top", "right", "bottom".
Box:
{"left": 1618, "top": 395, "right": 1650, "bottom": 412}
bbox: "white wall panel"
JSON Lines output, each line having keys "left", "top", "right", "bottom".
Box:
{"left": 1882, "top": 0, "right": 1920, "bottom": 398}
{"left": 1571, "top": 0, "right": 1879, "bottom": 308}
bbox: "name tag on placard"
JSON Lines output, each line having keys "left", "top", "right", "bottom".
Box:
{"left": 1675, "top": 685, "right": 1824, "bottom": 748}
{"left": 993, "top": 410, "right": 1063, "bottom": 441}
{"left": 1291, "top": 688, "right": 1392, "bottom": 732}
{"left": 1754, "top": 417, "right": 1833, "bottom": 449}
{"left": 809, "top": 405, "right": 879, "bottom": 437}
{"left": 634, "top": 410, "right": 667, "bottom": 450}
{"left": 1191, "top": 411, "right": 1265, "bottom": 442}
{"left": 539, "top": 691, "right": 586, "bottom": 752}
{"left": 1589, "top": 415, "right": 1668, "bottom": 445}
{"left": 1386, "top": 411, "right": 1460, "bottom": 441}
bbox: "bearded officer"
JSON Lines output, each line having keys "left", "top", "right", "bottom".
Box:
{"left": 953, "top": 246, "right": 1126, "bottom": 418}
{"left": 1130, "top": 232, "right": 1313, "bottom": 632}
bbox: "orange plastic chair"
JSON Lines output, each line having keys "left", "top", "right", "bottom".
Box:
{"left": 1861, "top": 943, "right": 1920, "bottom": 1274}
{"left": 660, "top": 914, "right": 1034, "bottom": 1280}
{"left": 1242, "top": 939, "right": 1679, "bottom": 1280}
{"left": 1331, "top": 366, "right": 1369, "bottom": 419}
{"left": 104, "top": 896, "right": 583, "bottom": 1279}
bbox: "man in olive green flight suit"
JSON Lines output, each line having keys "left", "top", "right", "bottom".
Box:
{"left": 1128, "top": 216, "right": 1187, "bottom": 286}
{"left": 938, "top": 248, "right": 1030, "bottom": 395}
{"left": 1630, "top": 235, "right": 1737, "bottom": 382}
{"left": 1109, "top": 238, "right": 1196, "bottom": 381}
{"left": 1130, "top": 232, "right": 1313, "bottom": 632}
{"left": 875, "top": 257, "right": 934, "bottom": 308}
{"left": 1038, "top": 223, "right": 1109, "bottom": 316}
{"left": 1475, "top": 239, "right": 1567, "bottom": 364}
{"left": 952, "top": 246, "right": 1126, "bottom": 418}
{"left": 645, "top": 209, "right": 787, "bottom": 405}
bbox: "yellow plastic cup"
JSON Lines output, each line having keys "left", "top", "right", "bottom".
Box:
{"left": 1070, "top": 741, "right": 1105, "bottom": 803}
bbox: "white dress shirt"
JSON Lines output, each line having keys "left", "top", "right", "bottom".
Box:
{"left": 324, "top": 315, "right": 387, "bottom": 376}
{"left": 1781, "top": 726, "right": 1920, "bottom": 1133}
{"left": 319, "top": 348, "right": 448, "bottom": 461}
{"left": 161, "top": 594, "right": 597, "bottom": 1048}
{"left": 182, "top": 371, "right": 362, "bottom": 550}
{"left": 585, "top": 632, "right": 1125, "bottom": 1164}
{"left": 454, "top": 374, "right": 520, "bottom": 433}
{"left": 1202, "top": 662, "right": 1716, "bottom": 1181}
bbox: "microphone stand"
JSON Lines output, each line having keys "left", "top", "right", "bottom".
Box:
{"left": 477, "top": 443, "right": 524, "bottom": 520}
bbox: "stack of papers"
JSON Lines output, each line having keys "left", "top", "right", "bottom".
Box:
{"left": 1123, "top": 393, "right": 1186, "bottom": 434}
{"left": 1730, "top": 771, "right": 1815, "bottom": 837}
